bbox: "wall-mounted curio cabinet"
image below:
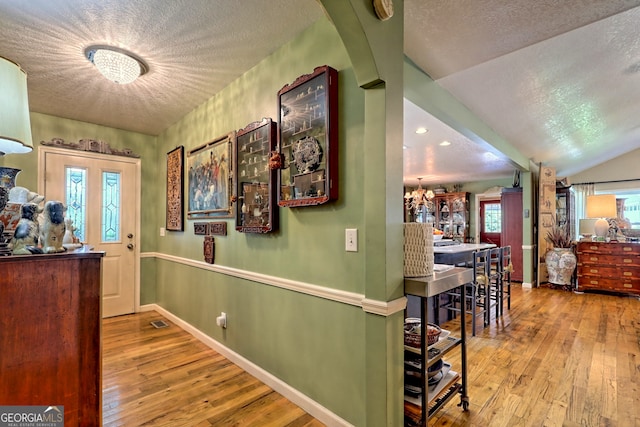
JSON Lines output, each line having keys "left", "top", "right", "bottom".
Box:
{"left": 277, "top": 65, "right": 338, "bottom": 207}
{"left": 234, "top": 118, "right": 278, "bottom": 233}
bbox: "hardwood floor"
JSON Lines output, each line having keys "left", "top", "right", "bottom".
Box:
{"left": 103, "top": 286, "right": 640, "bottom": 426}
{"left": 102, "top": 311, "right": 325, "bottom": 426}
{"left": 431, "top": 284, "right": 640, "bottom": 427}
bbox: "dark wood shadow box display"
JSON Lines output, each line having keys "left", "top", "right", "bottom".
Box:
{"left": 234, "top": 118, "right": 278, "bottom": 233}
{"left": 277, "top": 65, "right": 338, "bottom": 207}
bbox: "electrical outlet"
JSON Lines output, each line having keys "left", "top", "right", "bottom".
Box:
{"left": 345, "top": 228, "right": 358, "bottom": 252}
{"left": 216, "top": 312, "right": 227, "bottom": 329}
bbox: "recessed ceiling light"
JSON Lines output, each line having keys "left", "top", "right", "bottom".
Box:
{"left": 403, "top": 145, "right": 408, "bottom": 149}
{"left": 415, "top": 127, "right": 428, "bottom": 134}
{"left": 439, "top": 140, "right": 451, "bottom": 146}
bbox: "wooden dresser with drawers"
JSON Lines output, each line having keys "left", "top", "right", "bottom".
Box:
{"left": 576, "top": 241, "right": 640, "bottom": 295}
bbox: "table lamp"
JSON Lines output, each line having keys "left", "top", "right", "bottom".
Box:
{"left": 586, "top": 194, "right": 617, "bottom": 239}
{"left": 0, "top": 56, "right": 33, "bottom": 156}
{"left": 578, "top": 218, "right": 598, "bottom": 241}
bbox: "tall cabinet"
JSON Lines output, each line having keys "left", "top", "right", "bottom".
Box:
{"left": 435, "top": 192, "right": 470, "bottom": 241}
{"left": 501, "top": 188, "right": 523, "bottom": 282}
{"left": 555, "top": 186, "right": 575, "bottom": 239}
{"left": 406, "top": 192, "right": 470, "bottom": 242}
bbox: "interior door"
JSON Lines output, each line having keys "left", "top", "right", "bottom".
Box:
{"left": 40, "top": 147, "right": 139, "bottom": 318}
{"left": 480, "top": 200, "right": 501, "bottom": 246}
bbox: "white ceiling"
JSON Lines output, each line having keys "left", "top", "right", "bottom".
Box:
{"left": 1, "top": 0, "right": 640, "bottom": 187}
{"left": 404, "top": 0, "right": 640, "bottom": 185}
{"left": 0, "top": 0, "right": 323, "bottom": 135}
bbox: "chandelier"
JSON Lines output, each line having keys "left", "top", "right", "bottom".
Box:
{"left": 85, "top": 46, "right": 148, "bottom": 84}
{"left": 404, "top": 178, "right": 434, "bottom": 212}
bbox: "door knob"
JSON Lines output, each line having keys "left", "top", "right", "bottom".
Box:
{"left": 127, "top": 243, "right": 134, "bottom": 250}
{"left": 127, "top": 233, "right": 134, "bottom": 239}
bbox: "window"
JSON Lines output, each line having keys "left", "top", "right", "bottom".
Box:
{"left": 102, "top": 171, "right": 121, "bottom": 242}
{"left": 615, "top": 194, "right": 640, "bottom": 229}
{"left": 65, "top": 167, "right": 86, "bottom": 242}
{"left": 483, "top": 202, "right": 502, "bottom": 232}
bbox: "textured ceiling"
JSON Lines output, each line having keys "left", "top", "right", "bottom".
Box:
{"left": 1, "top": 0, "right": 640, "bottom": 187}
{"left": 0, "top": 0, "right": 323, "bottom": 135}
{"left": 404, "top": 0, "right": 640, "bottom": 185}
{"left": 403, "top": 98, "right": 516, "bottom": 185}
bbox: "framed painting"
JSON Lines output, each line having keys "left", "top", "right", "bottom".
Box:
{"left": 187, "top": 132, "right": 235, "bottom": 219}
{"left": 166, "top": 146, "right": 184, "bottom": 231}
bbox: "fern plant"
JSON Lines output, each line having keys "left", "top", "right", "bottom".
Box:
{"left": 545, "top": 221, "right": 572, "bottom": 248}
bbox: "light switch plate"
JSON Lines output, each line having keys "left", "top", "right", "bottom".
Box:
{"left": 345, "top": 228, "right": 358, "bottom": 252}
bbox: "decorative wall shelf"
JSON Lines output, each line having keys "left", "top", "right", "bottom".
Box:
{"left": 277, "top": 65, "right": 338, "bottom": 207}
{"left": 234, "top": 118, "right": 277, "bottom": 233}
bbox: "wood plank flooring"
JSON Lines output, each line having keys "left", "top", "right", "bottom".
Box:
{"left": 103, "top": 285, "right": 640, "bottom": 426}
{"left": 431, "top": 284, "right": 640, "bottom": 427}
{"left": 102, "top": 311, "right": 325, "bottom": 426}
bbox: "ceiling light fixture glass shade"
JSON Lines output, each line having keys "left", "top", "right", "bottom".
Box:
{"left": 0, "top": 56, "right": 33, "bottom": 155}
{"left": 85, "top": 46, "right": 148, "bottom": 84}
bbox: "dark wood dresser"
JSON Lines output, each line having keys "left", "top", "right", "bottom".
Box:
{"left": 576, "top": 241, "right": 640, "bottom": 295}
{"left": 0, "top": 249, "right": 104, "bottom": 426}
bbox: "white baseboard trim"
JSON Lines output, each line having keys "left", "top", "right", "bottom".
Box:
{"left": 140, "top": 303, "right": 353, "bottom": 427}
{"left": 522, "top": 282, "right": 533, "bottom": 288}
{"left": 142, "top": 251, "right": 406, "bottom": 316}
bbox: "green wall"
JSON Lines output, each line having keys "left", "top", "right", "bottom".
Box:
{"left": 0, "top": 112, "right": 156, "bottom": 194}
{"left": 1, "top": 8, "right": 404, "bottom": 425}
{"left": 148, "top": 15, "right": 402, "bottom": 426}
{"left": 154, "top": 19, "right": 365, "bottom": 288}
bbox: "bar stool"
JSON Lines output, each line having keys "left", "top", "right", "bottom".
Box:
{"left": 500, "top": 245, "right": 513, "bottom": 312}
{"left": 444, "top": 249, "right": 489, "bottom": 336}
{"left": 472, "top": 248, "right": 495, "bottom": 328}
{"left": 486, "top": 247, "right": 502, "bottom": 319}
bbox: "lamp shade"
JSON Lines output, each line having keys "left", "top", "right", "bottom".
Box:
{"left": 0, "top": 57, "right": 33, "bottom": 155}
{"left": 586, "top": 194, "right": 617, "bottom": 218}
{"left": 579, "top": 218, "right": 597, "bottom": 236}
{"left": 586, "top": 194, "right": 617, "bottom": 238}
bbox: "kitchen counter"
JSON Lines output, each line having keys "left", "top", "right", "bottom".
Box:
{"left": 433, "top": 243, "right": 496, "bottom": 253}
{"left": 404, "top": 266, "right": 474, "bottom": 298}
{"left": 433, "top": 243, "right": 496, "bottom": 266}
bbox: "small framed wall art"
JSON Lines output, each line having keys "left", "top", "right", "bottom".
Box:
{"left": 277, "top": 65, "right": 338, "bottom": 207}
{"left": 166, "top": 146, "right": 184, "bottom": 231}
{"left": 187, "top": 132, "right": 235, "bottom": 219}
{"left": 234, "top": 118, "right": 278, "bottom": 233}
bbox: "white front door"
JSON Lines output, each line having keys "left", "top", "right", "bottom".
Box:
{"left": 39, "top": 146, "right": 140, "bottom": 318}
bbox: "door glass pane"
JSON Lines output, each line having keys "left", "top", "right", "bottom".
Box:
{"left": 65, "top": 167, "right": 86, "bottom": 242}
{"left": 484, "top": 203, "right": 502, "bottom": 232}
{"left": 102, "top": 171, "right": 121, "bottom": 242}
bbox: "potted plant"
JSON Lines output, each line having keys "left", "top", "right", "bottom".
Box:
{"left": 544, "top": 221, "right": 576, "bottom": 287}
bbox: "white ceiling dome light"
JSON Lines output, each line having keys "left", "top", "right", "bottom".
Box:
{"left": 85, "top": 46, "right": 148, "bottom": 84}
